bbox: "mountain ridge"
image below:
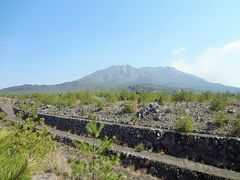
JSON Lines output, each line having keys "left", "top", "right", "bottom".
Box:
{"left": 1, "top": 65, "right": 240, "bottom": 93}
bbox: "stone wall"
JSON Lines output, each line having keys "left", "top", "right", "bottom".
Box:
{"left": 13, "top": 108, "right": 240, "bottom": 172}
{"left": 54, "top": 133, "right": 227, "bottom": 180}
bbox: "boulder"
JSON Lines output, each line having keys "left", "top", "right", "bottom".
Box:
{"left": 137, "top": 102, "right": 159, "bottom": 118}
{"left": 227, "top": 108, "right": 237, "bottom": 114}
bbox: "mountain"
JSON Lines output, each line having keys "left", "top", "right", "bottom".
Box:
{"left": 1, "top": 65, "right": 240, "bottom": 93}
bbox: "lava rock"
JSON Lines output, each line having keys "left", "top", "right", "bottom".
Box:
{"left": 227, "top": 108, "right": 237, "bottom": 114}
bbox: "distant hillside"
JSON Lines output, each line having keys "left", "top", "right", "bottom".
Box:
{"left": 1, "top": 65, "right": 240, "bottom": 93}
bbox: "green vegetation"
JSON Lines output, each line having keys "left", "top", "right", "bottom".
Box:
{"left": 197, "top": 91, "right": 214, "bottom": 102}
{"left": 70, "top": 121, "right": 124, "bottom": 180}
{"left": 130, "top": 114, "right": 138, "bottom": 123}
{"left": 0, "top": 115, "right": 56, "bottom": 179}
{"left": 96, "top": 100, "right": 105, "bottom": 111}
{"left": 176, "top": 114, "right": 195, "bottom": 132}
{"left": 0, "top": 111, "right": 7, "bottom": 120}
{"left": 122, "top": 102, "right": 138, "bottom": 114}
{"left": 135, "top": 143, "right": 145, "bottom": 152}
{"left": 14, "top": 91, "right": 93, "bottom": 109}
{"left": 209, "top": 95, "right": 227, "bottom": 111}
{"left": 80, "top": 109, "right": 89, "bottom": 116}
{"left": 212, "top": 111, "right": 230, "bottom": 127}
{"left": 6, "top": 90, "right": 240, "bottom": 112}
{"left": 157, "top": 92, "right": 171, "bottom": 105}
{"left": 172, "top": 91, "right": 197, "bottom": 102}
{"left": 234, "top": 118, "right": 240, "bottom": 133}
{"left": 88, "top": 113, "right": 97, "bottom": 120}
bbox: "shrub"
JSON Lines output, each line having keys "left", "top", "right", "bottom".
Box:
{"left": 16, "top": 103, "right": 30, "bottom": 111}
{"left": 0, "top": 115, "right": 56, "bottom": 179}
{"left": 157, "top": 93, "right": 172, "bottom": 105}
{"left": 172, "top": 91, "right": 197, "bottom": 102}
{"left": 97, "top": 91, "right": 118, "bottom": 103}
{"left": 172, "top": 91, "right": 187, "bottom": 102}
{"left": 234, "top": 119, "right": 240, "bottom": 133}
{"left": 158, "top": 96, "right": 164, "bottom": 105}
{"left": 0, "top": 111, "right": 6, "bottom": 119}
{"left": 96, "top": 100, "right": 105, "bottom": 111}
{"left": 209, "top": 95, "right": 226, "bottom": 111}
{"left": 130, "top": 114, "right": 137, "bottom": 123}
{"left": 197, "top": 91, "right": 214, "bottom": 103}
{"left": 137, "top": 95, "right": 146, "bottom": 104}
{"left": 135, "top": 143, "right": 145, "bottom": 152}
{"left": 76, "top": 91, "right": 93, "bottom": 105}
{"left": 88, "top": 113, "right": 97, "bottom": 120}
{"left": 70, "top": 121, "right": 124, "bottom": 180}
{"left": 119, "top": 91, "right": 138, "bottom": 101}
{"left": 122, "top": 102, "right": 137, "bottom": 114}
{"left": 212, "top": 111, "right": 229, "bottom": 127}
{"left": 80, "top": 109, "right": 88, "bottom": 116}
{"left": 175, "top": 114, "right": 195, "bottom": 132}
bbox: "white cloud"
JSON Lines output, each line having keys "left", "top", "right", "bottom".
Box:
{"left": 171, "top": 48, "right": 187, "bottom": 55}
{"left": 171, "top": 40, "right": 240, "bottom": 87}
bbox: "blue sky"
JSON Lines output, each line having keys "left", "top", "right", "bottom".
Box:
{"left": 1, "top": 0, "right": 240, "bottom": 88}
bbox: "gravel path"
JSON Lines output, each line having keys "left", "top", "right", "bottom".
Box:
{"left": 0, "top": 97, "right": 22, "bottom": 122}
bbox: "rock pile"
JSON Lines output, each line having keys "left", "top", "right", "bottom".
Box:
{"left": 34, "top": 101, "right": 240, "bottom": 136}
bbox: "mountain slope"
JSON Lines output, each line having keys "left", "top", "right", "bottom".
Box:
{"left": 1, "top": 65, "right": 240, "bottom": 93}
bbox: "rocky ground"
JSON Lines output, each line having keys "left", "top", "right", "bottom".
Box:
{"left": 33, "top": 143, "right": 158, "bottom": 180}
{"left": 36, "top": 101, "right": 240, "bottom": 137}
{"left": 0, "top": 98, "right": 159, "bottom": 180}
{"left": 2, "top": 97, "right": 240, "bottom": 179}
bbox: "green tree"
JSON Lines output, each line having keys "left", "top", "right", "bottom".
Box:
{"left": 122, "top": 102, "right": 137, "bottom": 114}
{"left": 70, "top": 121, "right": 124, "bottom": 180}
{"left": 175, "top": 113, "right": 195, "bottom": 132}
{"left": 212, "top": 111, "right": 229, "bottom": 127}
{"left": 209, "top": 95, "right": 226, "bottom": 111}
{"left": 0, "top": 115, "right": 56, "bottom": 179}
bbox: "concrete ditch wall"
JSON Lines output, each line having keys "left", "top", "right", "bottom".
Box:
{"left": 54, "top": 133, "right": 228, "bottom": 180}
{"left": 13, "top": 108, "right": 240, "bottom": 172}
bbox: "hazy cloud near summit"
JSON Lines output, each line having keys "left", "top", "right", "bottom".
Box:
{"left": 171, "top": 40, "right": 240, "bottom": 87}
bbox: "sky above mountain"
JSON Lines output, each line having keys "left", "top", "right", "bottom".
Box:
{"left": 1, "top": 1, "right": 240, "bottom": 88}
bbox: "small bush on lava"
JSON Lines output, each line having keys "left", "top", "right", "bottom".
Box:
{"left": 0, "top": 111, "right": 6, "bottom": 120}
{"left": 175, "top": 114, "right": 195, "bottom": 132}
{"left": 212, "top": 111, "right": 229, "bottom": 127}
{"left": 234, "top": 118, "right": 240, "bottom": 133}
{"left": 135, "top": 143, "right": 145, "bottom": 152}
{"left": 122, "top": 102, "right": 138, "bottom": 114}
{"left": 209, "top": 95, "right": 226, "bottom": 111}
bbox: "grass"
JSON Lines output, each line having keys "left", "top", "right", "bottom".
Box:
{"left": 0, "top": 116, "right": 56, "bottom": 179}
{"left": 135, "top": 143, "right": 145, "bottom": 152}
{"left": 44, "top": 150, "right": 70, "bottom": 177}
